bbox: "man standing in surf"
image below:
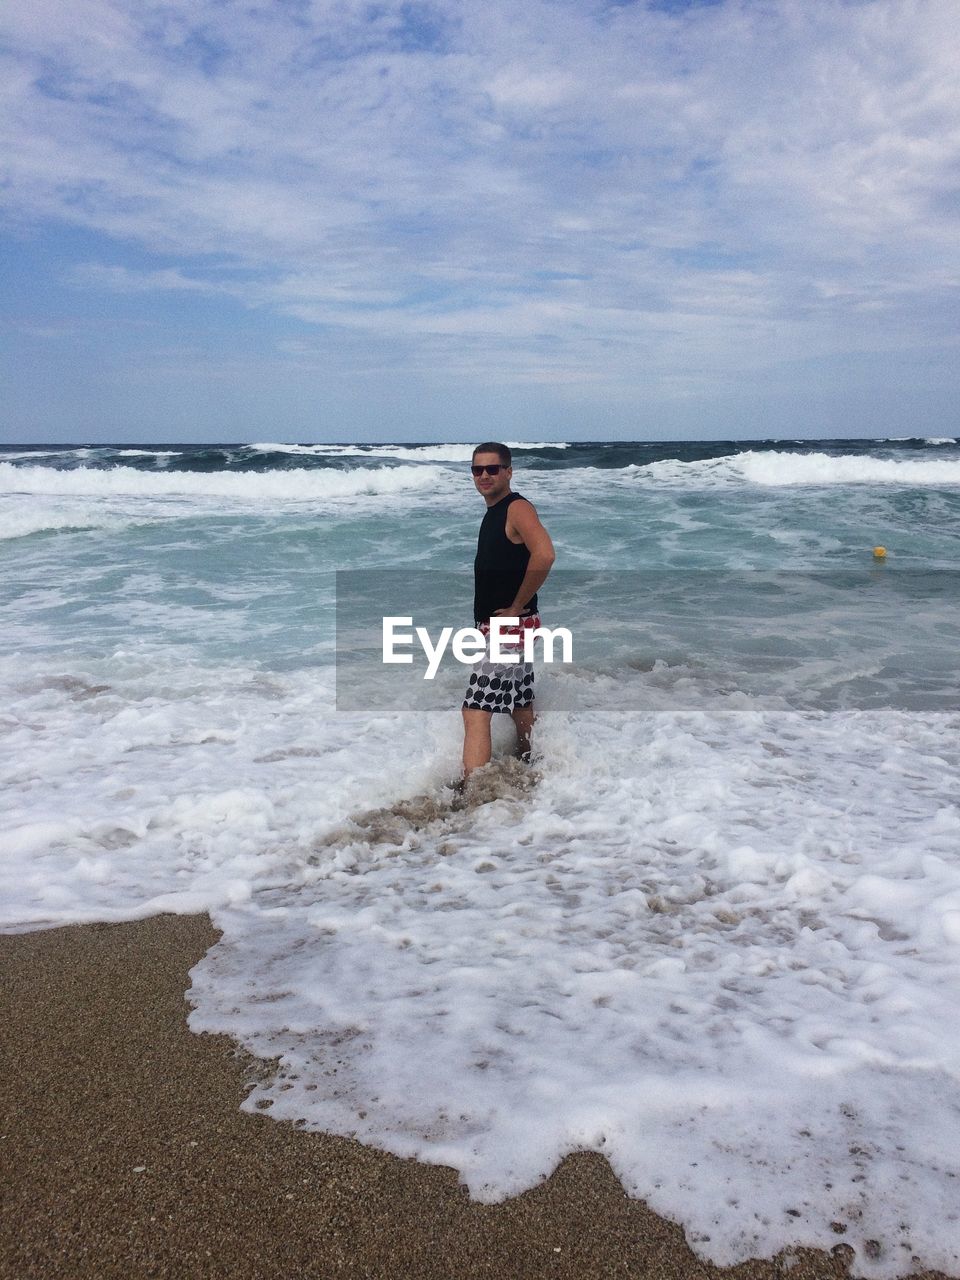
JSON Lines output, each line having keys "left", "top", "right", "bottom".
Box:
{"left": 462, "top": 443, "right": 556, "bottom": 777}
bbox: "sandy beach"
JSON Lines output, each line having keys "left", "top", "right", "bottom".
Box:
{"left": 0, "top": 914, "right": 952, "bottom": 1280}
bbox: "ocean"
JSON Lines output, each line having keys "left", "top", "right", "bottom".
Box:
{"left": 2, "top": 437, "right": 960, "bottom": 1276}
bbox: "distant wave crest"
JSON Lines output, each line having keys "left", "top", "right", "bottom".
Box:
{"left": 634, "top": 450, "right": 960, "bottom": 488}
{"left": 0, "top": 461, "right": 452, "bottom": 502}
{"left": 0, "top": 463, "right": 458, "bottom": 540}
{"left": 248, "top": 441, "right": 570, "bottom": 463}
{"left": 734, "top": 450, "right": 960, "bottom": 486}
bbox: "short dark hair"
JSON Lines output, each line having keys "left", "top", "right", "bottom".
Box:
{"left": 472, "top": 441, "right": 512, "bottom": 466}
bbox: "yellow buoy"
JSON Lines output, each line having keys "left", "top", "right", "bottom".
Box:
{"left": 873, "top": 546, "right": 887, "bottom": 559}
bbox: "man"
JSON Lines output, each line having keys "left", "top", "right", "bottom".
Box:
{"left": 461, "top": 442, "right": 556, "bottom": 777}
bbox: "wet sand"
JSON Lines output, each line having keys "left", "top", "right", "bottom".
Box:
{"left": 0, "top": 914, "right": 952, "bottom": 1280}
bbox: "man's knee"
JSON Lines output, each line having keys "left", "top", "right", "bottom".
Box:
{"left": 462, "top": 707, "right": 492, "bottom": 732}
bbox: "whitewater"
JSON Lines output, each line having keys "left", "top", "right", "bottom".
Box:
{"left": 2, "top": 438, "right": 960, "bottom": 1278}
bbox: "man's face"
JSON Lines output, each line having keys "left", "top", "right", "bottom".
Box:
{"left": 472, "top": 452, "right": 512, "bottom": 502}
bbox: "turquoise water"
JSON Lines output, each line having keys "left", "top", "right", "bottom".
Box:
{"left": 5, "top": 438, "right": 960, "bottom": 694}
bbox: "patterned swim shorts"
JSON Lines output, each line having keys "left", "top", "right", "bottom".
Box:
{"left": 462, "top": 614, "right": 540, "bottom": 714}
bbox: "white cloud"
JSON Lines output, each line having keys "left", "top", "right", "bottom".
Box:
{"left": 486, "top": 67, "right": 578, "bottom": 110}
{"left": 1, "top": 0, "right": 959, "bottom": 394}
{"left": 66, "top": 263, "right": 225, "bottom": 294}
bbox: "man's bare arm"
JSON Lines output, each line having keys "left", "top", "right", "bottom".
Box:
{"left": 493, "top": 500, "right": 556, "bottom": 615}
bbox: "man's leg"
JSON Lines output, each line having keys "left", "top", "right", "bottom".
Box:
{"left": 511, "top": 704, "right": 534, "bottom": 760}
{"left": 462, "top": 708, "right": 493, "bottom": 776}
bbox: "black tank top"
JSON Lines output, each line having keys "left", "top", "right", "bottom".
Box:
{"left": 473, "top": 492, "right": 538, "bottom": 626}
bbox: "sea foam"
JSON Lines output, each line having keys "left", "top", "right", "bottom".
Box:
{"left": 186, "top": 672, "right": 960, "bottom": 1278}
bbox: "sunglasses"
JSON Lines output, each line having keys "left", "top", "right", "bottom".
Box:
{"left": 471, "top": 464, "right": 503, "bottom": 477}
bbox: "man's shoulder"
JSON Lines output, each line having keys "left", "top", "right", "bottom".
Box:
{"left": 504, "top": 496, "right": 542, "bottom": 522}
{"left": 505, "top": 495, "right": 546, "bottom": 538}
{"left": 507, "top": 493, "right": 536, "bottom": 513}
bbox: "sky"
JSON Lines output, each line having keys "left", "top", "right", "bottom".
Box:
{"left": 1, "top": 0, "right": 959, "bottom": 443}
